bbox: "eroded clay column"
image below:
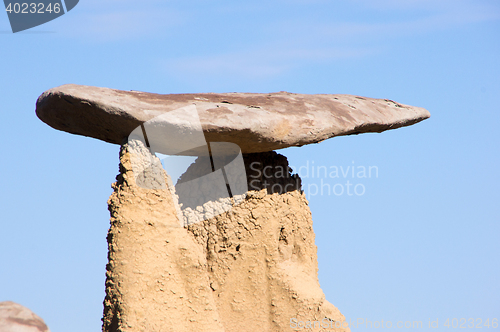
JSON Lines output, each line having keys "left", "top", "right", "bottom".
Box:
{"left": 103, "top": 140, "right": 224, "bottom": 332}
{"left": 185, "top": 152, "right": 350, "bottom": 332}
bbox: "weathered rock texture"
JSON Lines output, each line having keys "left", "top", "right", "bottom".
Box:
{"left": 187, "top": 152, "right": 347, "bottom": 331}
{"left": 104, "top": 143, "right": 224, "bottom": 332}
{"left": 0, "top": 301, "right": 50, "bottom": 332}
{"left": 36, "top": 84, "right": 430, "bottom": 155}
{"left": 104, "top": 141, "right": 349, "bottom": 332}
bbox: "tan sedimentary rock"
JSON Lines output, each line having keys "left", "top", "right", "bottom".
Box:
{"left": 104, "top": 142, "right": 348, "bottom": 331}
{"left": 187, "top": 152, "right": 349, "bottom": 331}
{"left": 103, "top": 142, "right": 225, "bottom": 332}
{"left": 35, "top": 84, "right": 430, "bottom": 155}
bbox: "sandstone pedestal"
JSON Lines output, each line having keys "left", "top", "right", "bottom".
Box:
{"left": 103, "top": 142, "right": 349, "bottom": 332}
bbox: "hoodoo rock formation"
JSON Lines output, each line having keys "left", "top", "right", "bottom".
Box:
{"left": 35, "top": 84, "right": 430, "bottom": 332}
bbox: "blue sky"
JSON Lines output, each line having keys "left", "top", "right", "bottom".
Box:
{"left": 1, "top": 1, "right": 499, "bottom": 331}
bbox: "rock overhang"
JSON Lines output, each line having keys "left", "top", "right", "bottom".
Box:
{"left": 36, "top": 84, "right": 430, "bottom": 156}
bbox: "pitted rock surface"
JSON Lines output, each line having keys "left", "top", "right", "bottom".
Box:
{"left": 104, "top": 143, "right": 350, "bottom": 332}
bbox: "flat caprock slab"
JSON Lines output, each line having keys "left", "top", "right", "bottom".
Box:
{"left": 36, "top": 84, "right": 430, "bottom": 155}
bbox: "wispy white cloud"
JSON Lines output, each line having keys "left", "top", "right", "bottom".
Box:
{"left": 161, "top": 46, "right": 374, "bottom": 81}
{"left": 55, "top": 1, "right": 184, "bottom": 42}
{"left": 273, "top": 1, "right": 500, "bottom": 43}
{"left": 55, "top": 0, "right": 499, "bottom": 43}
{"left": 351, "top": 0, "right": 500, "bottom": 15}
{"left": 159, "top": 1, "right": 500, "bottom": 81}
{"left": 164, "top": 55, "right": 288, "bottom": 80}
{"left": 53, "top": 0, "right": 498, "bottom": 80}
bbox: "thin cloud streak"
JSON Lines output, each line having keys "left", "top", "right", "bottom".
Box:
{"left": 53, "top": 2, "right": 184, "bottom": 42}
{"left": 47, "top": 0, "right": 499, "bottom": 80}
{"left": 274, "top": 2, "right": 500, "bottom": 44}
{"left": 161, "top": 46, "right": 374, "bottom": 80}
